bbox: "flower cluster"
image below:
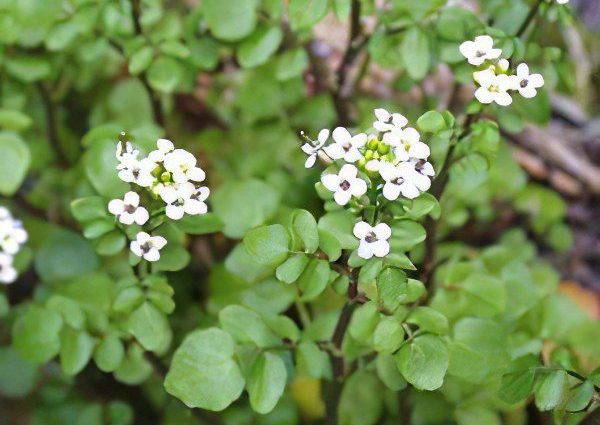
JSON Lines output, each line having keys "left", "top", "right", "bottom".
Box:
{"left": 0, "top": 207, "right": 27, "bottom": 284}
{"left": 460, "top": 35, "right": 544, "bottom": 106}
{"left": 302, "top": 108, "right": 435, "bottom": 259}
{"left": 113, "top": 137, "right": 210, "bottom": 261}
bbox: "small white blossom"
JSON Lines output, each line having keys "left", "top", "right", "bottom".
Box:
{"left": 379, "top": 162, "right": 420, "bottom": 200}
{"left": 0, "top": 252, "right": 17, "bottom": 284}
{"left": 0, "top": 209, "right": 27, "bottom": 255}
{"left": 383, "top": 127, "right": 430, "bottom": 162}
{"left": 163, "top": 149, "right": 206, "bottom": 183}
{"left": 301, "top": 129, "right": 329, "bottom": 168}
{"left": 353, "top": 222, "right": 391, "bottom": 259}
{"left": 556, "top": 0, "right": 569, "bottom": 4}
{"left": 148, "top": 138, "right": 175, "bottom": 162}
{"left": 365, "top": 159, "right": 382, "bottom": 172}
{"left": 473, "top": 69, "right": 514, "bottom": 106}
{"left": 160, "top": 182, "right": 209, "bottom": 220}
{"left": 130, "top": 232, "right": 167, "bottom": 262}
{"left": 459, "top": 35, "right": 502, "bottom": 66}
{"left": 511, "top": 63, "right": 544, "bottom": 98}
{"left": 323, "top": 127, "right": 367, "bottom": 163}
{"left": 116, "top": 141, "right": 139, "bottom": 162}
{"left": 108, "top": 191, "right": 149, "bottom": 225}
{"left": 321, "top": 164, "right": 368, "bottom": 206}
{"left": 373, "top": 108, "right": 408, "bottom": 132}
{"left": 117, "top": 157, "right": 157, "bottom": 187}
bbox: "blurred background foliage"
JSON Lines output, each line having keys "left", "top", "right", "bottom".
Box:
{"left": 0, "top": 0, "right": 599, "bottom": 424}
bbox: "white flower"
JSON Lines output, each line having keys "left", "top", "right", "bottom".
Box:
{"left": 556, "top": 0, "right": 569, "bottom": 4}
{"left": 0, "top": 212, "right": 27, "bottom": 255}
{"left": 511, "top": 63, "right": 544, "bottom": 98}
{"left": 323, "top": 127, "right": 367, "bottom": 163}
{"left": 353, "top": 222, "right": 391, "bottom": 259}
{"left": 382, "top": 127, "right": 430, "bottom": 161}
{"left": 117, "top": 157, "right": 157, "bottom": 187}
{"left": 301, "top": 129, "right": 329, "bottom": 168}
{"left": 365, "top": 159, "right": 384, "bottom": 173}
{"left": 459, "top": 35, "right": 502, "bottom": 66}
{"left": 116, "top": 141, "right": 138, "bottom": 162}
{"left": 108, "top": 191, "right": 149, "bottom": 225}
{"left": 130, "top": 232, "right": 167, "bottom": 262}
{"left": 0, "top": 252, "right": 17, "bottom": 284}
{"left": 148, "top": 138, "right": 175, "bottom": 162}
{"left": 321, "top": 164, "right": 368, "bottom": 206}
{"left": 473, "top": 69, "right": 513, "bottom": 106}
{"left": 159, "top": 182, "right": 209, "bottom": 220}
{"left": 163, "top": 149, "right": 206, "bottom": 183}
{"left": 373, "top": 108, "right": 408, "bottom": 132}
{"left": 379, "top": 162, "right": 420, "bottom": 200}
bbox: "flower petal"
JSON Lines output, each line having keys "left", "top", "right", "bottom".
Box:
{"left": 370, "top": 240, "right": 390, "bottom": 258}
{"left": 332, "top": 127, "right": 352, "bottom": 145}
{"left": 134, "top": 208, "right": 149, "bottom": 225}
{"left": 123, "top": 191, "right": 140, "bottom": 207}
{"left": 373, "top": 223, "right": 391, "bottom": 240}
{"left": 108, "top": 199, "right": 125, "bottom": 215}
{"left": 357, "top": 240, "right": 374, "bottom": 259}
{"left": 350, "top": 178, "right": 367, "bottom": 197}
{"left": 382, "top": 182, "right": 401, "bottom": 201}
{"left": 353, "top": 221, "right": 372, "bottom": 239}
{"left": 144, "top": 248, "right": 160, "bottom": 262}
{"left": 334, "top": 190, "right": 352, "bottom": 206}
{"left": 321, "top": 174, "right": 341, "bottom": 191}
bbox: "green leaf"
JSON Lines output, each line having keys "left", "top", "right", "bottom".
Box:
{"left": 396, "top": 334, "right": 448, "bottom": 391}
{"left": 407, "top": 307, "right": 448, "bottom": 335}
{"left": 296, "top": 340, "right": 324, "bottom": 378}
{"left": 219, "top": 305, "right": 280, "bottom": 347}
{"left": 164, "top": 328, "right": 245, "bottom": 411}
{"left": 276, "top": 49, "right": 308, "bottom": 81}
{"left": 127, "top": 302, "right": 171, "bottom": 353}
{"left": 60, "top": 328, "right": 95, "bottom": 375}
{"left": 401, "top": 26, "right": 430, "bottom": 81}
{"left": 46, "top": 295, "right": 85, "bottom": 329}
{"left": 458, "top": 273, "right": 506, "bottom": 317}
{"left": 85, "top": 139, "right": 129, "bottom": 199}
{"left": 498, "top": 356, "right": 538, "bottom": 404}
{"left": 318, "top": 229, "right": 342, "bottom": 261}
{"left": 71, "top": 196, "right": 108, "bottom": 222}
{"left": 13, "top": 305, "right": 63, "bottom": 364}
{"left": 213, "top": 179, "right": 280, "bottom": 238}
{"left": 276, "top": 253, "right": 310, "bottom": 284}
{"left": 113, "top": 286, "right": 144, "bottom": 314}
{"left": 113, "top": 344, "right": 152, "bottom": 385}
{"left": 376, "top": 354, "right": 407, "bottom": 391}
{"left": 147, "top": 56, "right": 184, "bottom": 93}
{"left": 203, "top": 0, "right": 257, "bottom": 41}
{"left": 376, "top": 267, "right": 408, "bottom": 312}
{"left": 292, "top": 209, "right": 319, "bottom": 253}
{"left": 566, "top": 381, "right": 594, "bottom": 412}
{"left": 338, "top": 370, "right": 383, "bottom": 425}
{"left": 0, "top": 347, "right": 40, "bottom": 398}
{"left": 348, "top": 302, "right": 380, "bottom": 343}
{"left": 35, "top": 229, "right": 99, "bottom": 282}
{"left": 448, "top": 318, "right": 509, "bottom": 383}
{"left": 237, "top": 26, "right": 283, "bottom": 68}
{"left": 128, "top": 46, "right": 154, "bottom": 75}
{"left": 4, "top": 56, "right": 51, "bottom": 82}
{"left": 176, "top": 212, "right": 223, "bottom": 234}
{"left": 390, "top": 220, "right": 426, "bottom": 252}
{"left": 374, "top": 317, "right": 405, "bottom": 354}
{"left": 0, "top": 109, "right": 33, "bottom": 131}
{"left": 247, "top": 352, "right": 287, "bottom": 414}
{"left": 244, "top": 224, "right": 290, "bottom": 267}
{"left": 417, "top": 111, "right": 446, "bottom": 133}
{"left": 297, "top": 258, "right": 331, "bottom": 301}
{"left": 534, "top": 370, "right": 567, "bottom": 411}
{"left": 289, "top": 0, "right": 329, "bottom": 31}
{"left": 93, "top": 334, "right": 125, "bottom": 372}
{"left": 0, "top": 132, "right": 30, "bottom": 196}
{"left": 318, "top": 211, "right": 359, "bottom": 250}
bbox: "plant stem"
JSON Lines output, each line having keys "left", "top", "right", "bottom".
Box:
{"left": 37, "top": 82, "right": 68, "bottom": 168}
{"left": 129, "top": 0, "right": 165, "bottom": 128}
{"left": 325, "top": 269, "right": 360, "bottom": 425}
{"left": 333, "top": 0, "right": 366, "bottom": 126}
{"left": 515, "top": 0, "right": 544, "bottom": 38}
